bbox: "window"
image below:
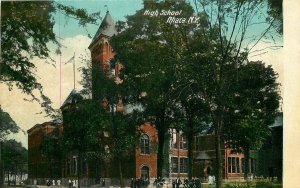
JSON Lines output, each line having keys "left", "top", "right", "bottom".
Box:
{"left": 242, "top": 158, "right": 245, "bottom": 173}
{"left": 171, "top": 157, "right": 188, "bottom": 174}
{"left": 179, "top": 132, "right": 187, "bottom": 149}
{"left": 180, "top": 158, "right": 188, "bottom": 173}
{"left": 170, "top": 129, "right": 177, "bottom": 148}
{"left": 140, "top": 134, "right": 150, "bottom": 154}
{"left": 241, "top": 158, "right": 255, "bottom": 173}
{"left": 228, "top": 157, "right": 240, "bottom": 173}
{"left": 171, "top": 157, "right": 178, "bottom": 173}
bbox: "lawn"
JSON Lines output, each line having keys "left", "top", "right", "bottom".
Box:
{"left": 200, "top": 181, "right": 282, "bottom": 188}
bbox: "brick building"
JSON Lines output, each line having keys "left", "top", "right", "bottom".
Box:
{"left": 87, "top": 10, "right": 159, "bottom": 182}
{"left": 28, "top": 10, "right": 282, "bottom": 186}
{"left": 27, "top": 121, "right": 63, "bottom": 183}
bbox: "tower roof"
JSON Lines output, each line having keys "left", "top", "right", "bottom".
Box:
{"left": 60, "top": 89, "right": 83, "bottom": 110}
{"left": 89, "top": 11, "right": 117, "bottom": 48}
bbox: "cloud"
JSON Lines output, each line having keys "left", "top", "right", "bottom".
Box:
{"left": 0, "top": 35, "right": 92, "bottom": 148}
{"left": 248, "top": 40, "right": 284, "bottom": 93}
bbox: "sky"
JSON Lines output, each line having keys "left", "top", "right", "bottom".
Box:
{"left": 0, "top": 0, "right": 283, "bottom": 148}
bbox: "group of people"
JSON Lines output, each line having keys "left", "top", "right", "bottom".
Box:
{"left": 68, "top": 179, "right": 77, "bottom": 188}
{"left": 131, "top": 177, "right": 150, "bottom": 188}
{"left": 153, "top": 177, "right": 202, "bottom": 188}
{"left": 172, "top": 178, "right": 201, "bottom": 188}
{"left": 46, "top": 179, "right": 61, "bottom": 186}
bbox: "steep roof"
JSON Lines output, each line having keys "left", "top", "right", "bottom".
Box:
{"left": 60, "top": 89, "right": 83, "bottom": 109}
{"left": 89, "top": 11, "right": 117, "bottom": 48}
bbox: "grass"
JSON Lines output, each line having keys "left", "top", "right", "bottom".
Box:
{"left": 199, "top": 180, "right": 282, "bottom": 188}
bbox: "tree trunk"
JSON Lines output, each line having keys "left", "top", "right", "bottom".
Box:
{"left": 118, "top": 157, "right": 125, "bottom": 188}
{"left": 14, "top": 163, "right": 17, "bottom": 185}
{"left": 187, "top": 118, "right": 194, "bottom": 180}
{"left": 77, "top": 152, "right": 81, "bottom": 188}
{"left": 214, "top": 119, "right": 223, "bottom": 188}
{"left": 243, "top": 146, "right": 250, "bottom": 180}
{"left": 8, "top": 171, "right": 10, "bottom": 185}
{"left": 157, "top": 116, "right": 169, "bottom": 178}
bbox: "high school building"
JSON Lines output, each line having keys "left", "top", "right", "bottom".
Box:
{"left": 27, "top": 11, "right": 282, "bottom": 186}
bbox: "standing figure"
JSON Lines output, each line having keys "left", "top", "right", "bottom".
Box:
{"left": 68, "top": 179, "right": 72, "bottom": 188}
{"left": 131, "top": 178, "right": 135, "bottom": 188}
{"left": 175, "top": 178, "right": 181, "bottom": 188}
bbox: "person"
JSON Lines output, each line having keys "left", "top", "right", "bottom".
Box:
{"left": 68, "top": 179, "right": 72, "bottom": 188}
{"left": 46, "top": 180, "right": 51, "bottom": 186}
{"left": 195, "top": 178, "right": 201, "bottom": 188}
{"left": 57, "top": 179, "right": 61, "bottom": 187}
{"left": 175, "top": 178, "right": 181, "bottom": 188}
{"left": 190, "top": 178, "right": 195, "bottom": 188}
{"left": 102, "top": 179, "right": 105, "bottom": 187}
{"left": 172, "top": 180, "right": 176, "bottom": 188}
{"left": 131, "top": 178, "right": 135, "bottom": 188}
{"left": 156, "top": 177, "right": 162, "bottom": 188}
{"left": 184, "top": 179, "right": 188, "bottom": 188}
{"left": 208, "top": 175, "right": 213, "bottom": 185}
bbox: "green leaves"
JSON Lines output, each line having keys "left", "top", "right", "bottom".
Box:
{"left": 0, "top": 107, "right": 20, "bottom": 141}
{"left": 1, "top": 1, "right": 101, "bottom": 117}
{"left": 1, "top": 139, "right": 28, "bottom": 174}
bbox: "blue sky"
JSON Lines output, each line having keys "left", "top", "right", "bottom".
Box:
{"left": 53, "top": 0, "right": 143, "bottom": 38}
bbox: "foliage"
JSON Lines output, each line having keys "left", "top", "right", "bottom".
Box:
{"left": 111, "top": 0, "right": 198, "bottom": 177}
{"left": 0, "top": 107, "right": 20, "bottom": 141}
{"left": 188, "top": 1, "right": 282, "bottom": 187}
{"left": 39, "top": 126, "right": 64, "bottom": 162}
{"left": 111, "top": 0, "right": 281, "bottom": 182}
{"left": 225, "top": 61, "right": 280, "bottom": 150}
{"left": 267, "top": 0, "right": 283, "bottom": 34}
{"left": 1, "top": 139, "right": 28, "bottom": 175}
{"left": 0, "top": 1, "right": 100, "bottom": 117}
{"left": 62, "top": 99, "right": 107, "bottom": 156}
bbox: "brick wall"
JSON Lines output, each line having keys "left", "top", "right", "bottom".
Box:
{"left": 135, "top": 123, "right": 158, "bottom": 179}
{"left": 27, "top": 122, "right": 59, "bottom": 179}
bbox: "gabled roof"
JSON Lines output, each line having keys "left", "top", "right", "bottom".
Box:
{"left": 89, "top": 11, "right": 117, "bottom": 48}
{"left": 60, "top": 89, "right": 83, "bottom": 109}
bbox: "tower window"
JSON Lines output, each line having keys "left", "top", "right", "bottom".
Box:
{"left": 140, "top": 134, "right": 150, "bottom": 154}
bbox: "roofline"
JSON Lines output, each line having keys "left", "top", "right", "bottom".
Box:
{"left": 27, "top": 121, "right": 61, "bottom": 133}
{"left": 88, "top": 33, "right": 113, "bottom": 50}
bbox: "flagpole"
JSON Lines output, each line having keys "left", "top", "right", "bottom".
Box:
{"left": 73, "top": 52, "right": 75, "bottom": 90}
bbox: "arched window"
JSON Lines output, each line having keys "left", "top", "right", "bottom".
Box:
{"left": 140, "top": 134, "right": 150, "bottom": 154}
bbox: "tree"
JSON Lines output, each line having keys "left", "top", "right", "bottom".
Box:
{"left": 61, "top": 99, "right": 106, "bottom": 188}
{"left": 0, "top": 107, "right": 22, "bottom": 186}
{"left": 1, "top": 1, "right": 100, "bottom": 116}
{"left": 188, "top": 1, "right": 282, "bottom": 187}
{"left": 267, "top": 0, "right": 283, "bottom": 34}
{"left": 40, "top": 125, "right": 64, "bottom": 179}
{"left": 0, "top": 106, "right": 20, "bottom": 141}
{"left": 1, "top": 139, "right": 27, "bottom": 185}
{"left": 111, "top": 0, "right": 196, "bottom": 178}
{"left": 224, "top": 61, "right": 280, "bottom": 179}
{"left": 90, "top": 64, "right": 142, "bottom": 187}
